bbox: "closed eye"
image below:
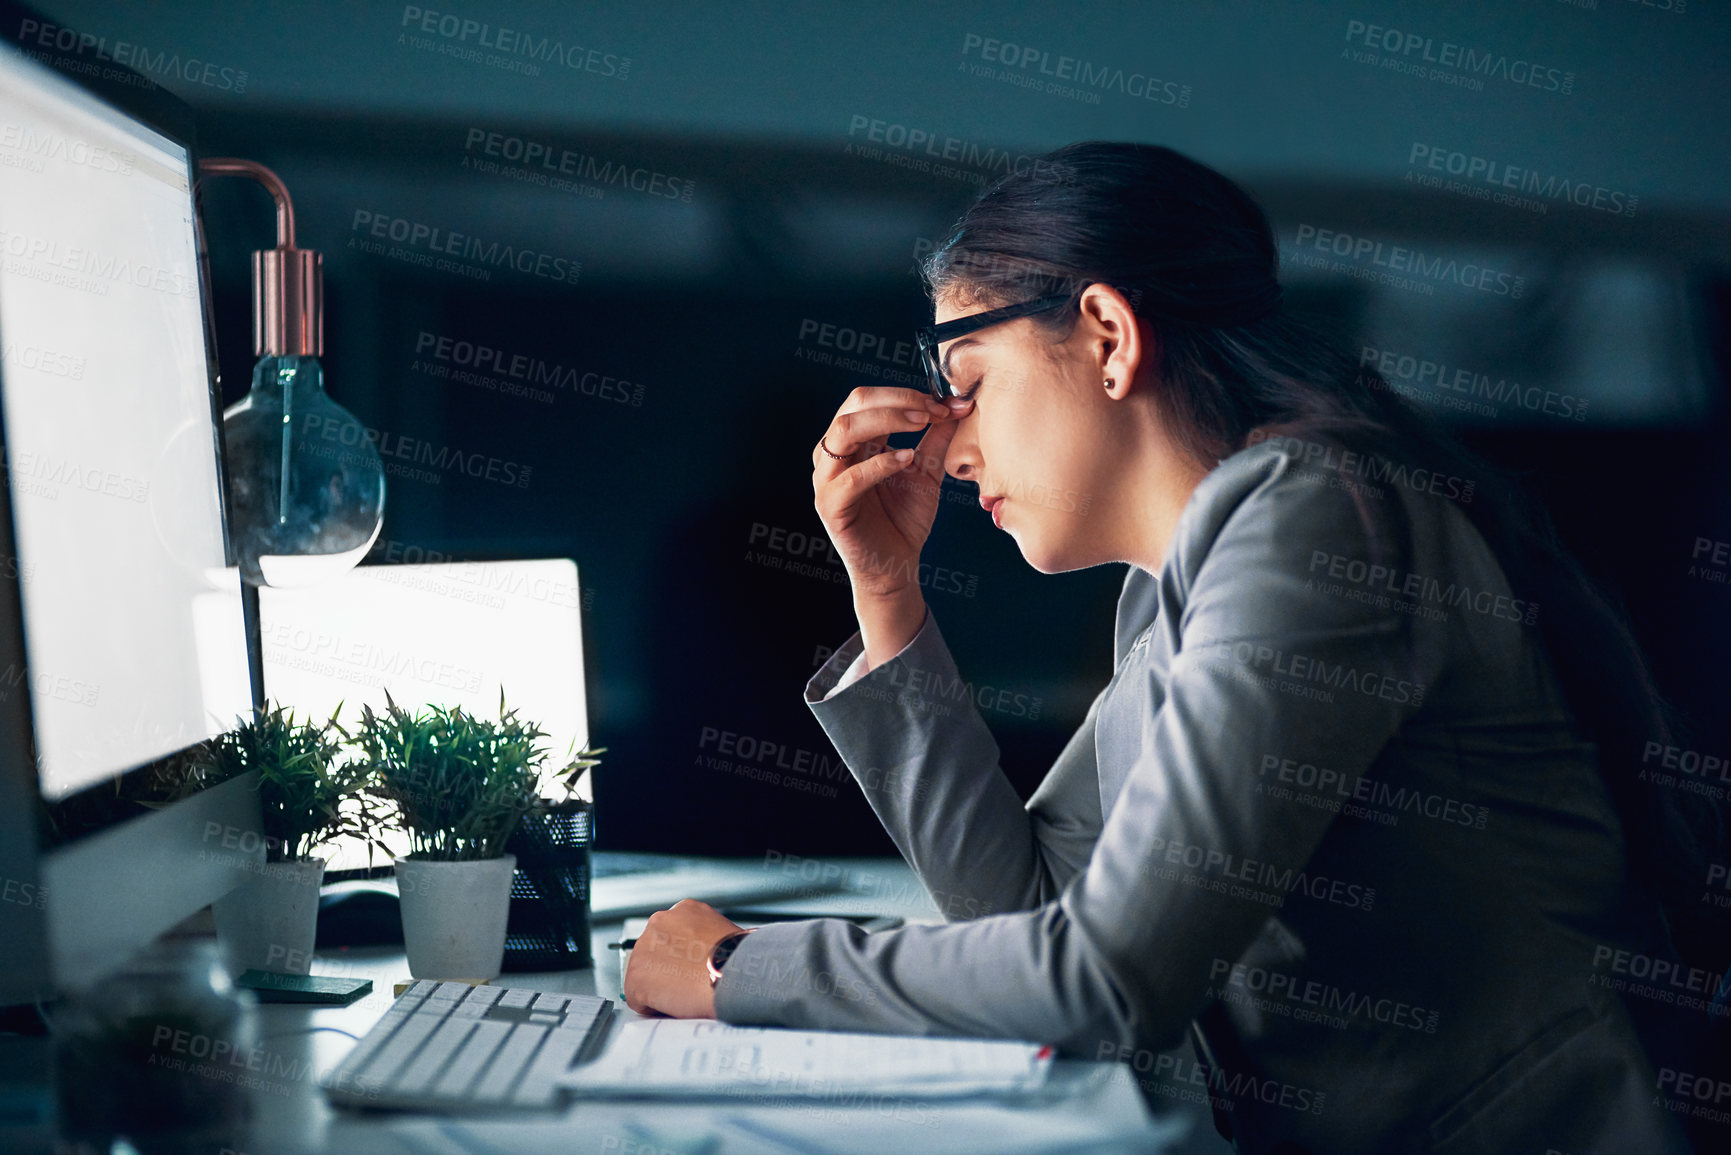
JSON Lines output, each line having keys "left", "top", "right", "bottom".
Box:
{"left": 954, "top": 377, "right": 984, "bottom": 401}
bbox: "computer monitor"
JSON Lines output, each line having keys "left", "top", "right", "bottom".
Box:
{"left": 0, "top": 39, "right": 258, "bottom": 1003}
{"left": 255, "top": 557, "right": 590, "bottom": 874}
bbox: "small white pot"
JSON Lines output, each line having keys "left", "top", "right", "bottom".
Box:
{"left": 394, "top": 854, "right": 517, "bottom": 980}
{"left": 212, "top": 856, "right": 327, "bottom": 977}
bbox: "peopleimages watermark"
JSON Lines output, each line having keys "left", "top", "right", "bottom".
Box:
{"left": 149, "top": 1026, "right": 319, "bottom": 1099}
{"left": 1407, "top": 142, "right": 1636, "bottom": 217}
{"left": 1640, "top": 740, "right": 1731, "bottom": 802}
{"left": 0, "top": 445, "right": 150, "bottom": 504}
{"left": 1, "top": 875, "right": 45, "bottom": 910}
{"left": 14, "top": 17, "right": 250, "bottom": 93}
{"left": 461, "top": 128, "right": 692, "bottom": 202}
{"left": 366, "top": 542, "right": 582, "bottom": 612}
{"left": 1098, "top": 1041, "right": 1327, "bottom": 1117}
{"left": 762, "top": 850, "right": 989, "bottom": 919}
{"left": 1687, "top": 536, "right": 1731, "bottom": 590}
{"left": 298, "top": 411, "right": 532, "bottom": 490}
{"left": 744, "top": 521, "right": 979, "bottom": 598}
{"left": 1656, "top": 1067, "right": 1731, "bottom": 1131}
{"left": 1188, "top": 631, "right": 1427, "bottom": 709}
{"left": 197, "top": 823, "right": 330, "bottom": 888}
{"left": 0, "top": 662, "right": 99, "bottom": 708}
{"left": 1615, "top": 0, "right": 1687, "bottom": 15}
{"left": 413, "top": 331, "right": 644, "bottom": 407}
{"left": 349, "top": 209, "right": 581, "bottom": 286}
{"left": 0, "top": 122, "right": 134, "bottom": 176}
{"left": 1287, "top": 223, "right": 1524, "bottom": 299}
{"left": 1589, "top": 944, "right": 1731, "bottom": 1019}
{"left": 1246, "top": 428, "right": 1476, "bottom": 504}
{"left": 1138, "top": 833, "right": 1378, "bottom": 913}
{"left": 1, "top": 338, "right": 88, "bottom": 380}
{"left": 1340, "top": 18, "right": 1575, "bottom": 95}
{"left": 1306, "top": 548, "right": 1539, "bottom": 626}
{"left": 795, "top": 317, "right": 922, "bottom": 387}
{"left": 810, "top": 642, "right": 1045, "bottom": 722}
{"left": 1257, "top": 753, "right": 1491, "bottom": 831}
{"left": 1207, "top": 958, "right": 1439, "bottom": 1033}
{"left": 397, "top": 6, "right": 629, "bottom": 79}
{"left": 906, "top": 237, "right": 1118, "bottom": 306}
{"left": 259, "top": 619, "right": 486, "bottom": 695}
{"left": 1359, "top": 344, "right": 1588, "bottom": 423}
{"left": 958, "top": 32, "right": 1191, "bottom": 108}
{"left": 1558, "top": 0, "right": 1689, "bottom": 15}
{"left": 1703, "top": 862, "right": 1731, "bottom": 911}
{"left": 0, "top": 226, "right": 198, "bottom": 298}
{"left": 844, "top": 114, "right": 1073, "bottom": 188}
{"left": 695, "top": 725, "right": 848, "bottom": 802}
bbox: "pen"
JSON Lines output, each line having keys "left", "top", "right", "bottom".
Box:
{"left": 607, "top": 937, "right": 636, "bottom": 950}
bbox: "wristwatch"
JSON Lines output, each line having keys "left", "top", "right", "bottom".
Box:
{"left": 706, "top": 929, "right": 754, "bottom": 988}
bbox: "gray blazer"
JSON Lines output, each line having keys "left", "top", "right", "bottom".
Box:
{"left": 712, "top": 438, "right": 1691, "bottom": 1154}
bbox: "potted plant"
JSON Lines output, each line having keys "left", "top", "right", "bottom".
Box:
{"left": 207, "top": 702, "right": 380, "bottom": 977}
{"left": 355, "top": 690, "right": 553, "bottom": 980}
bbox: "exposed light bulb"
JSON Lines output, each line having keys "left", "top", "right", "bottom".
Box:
{"left": 199, "top": 159, "right": 385, "bottom": 587}
{"left": 223, "top": 352, "right": 383, "bottom": 587}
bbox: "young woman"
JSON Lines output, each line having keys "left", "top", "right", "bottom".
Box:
{"left": 623, "top": 142, "right": 1718, "bottom": 1154}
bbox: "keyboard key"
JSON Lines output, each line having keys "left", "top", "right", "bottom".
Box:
{"left": 558, "top": 1002, "right": 604, "bottom": 1030}
{"left": 471, "top": 1023, "right": 550, "bottom": 1103}
{"left": 353, "top": 1012, "right": 443, "bottom": 1088}
{"left": 325, "top": 983, "right": 612, "bottom": 1113}
{"left": 429, "top": 1020, "right": 514, "bottom": 1101}
{"left": 512, "top": 1029, "right": 587, "bottom": 1108}
{"left": 391, "top": 1017, "right": 476, "bottom": 1096}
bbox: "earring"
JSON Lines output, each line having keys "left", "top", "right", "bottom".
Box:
{"left": 1104, "top": 378, "right": 1114, "bottom": 390}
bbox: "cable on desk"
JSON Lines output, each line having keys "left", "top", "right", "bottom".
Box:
{"left": 261, "top": 1026, "right": 361, "bottom": 1042}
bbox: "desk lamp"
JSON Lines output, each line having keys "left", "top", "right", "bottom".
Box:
{"left": 197, "top": 158, "right": 384, "bottom": 587}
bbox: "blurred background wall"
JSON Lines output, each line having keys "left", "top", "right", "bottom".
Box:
{"left": 13, "top": 0, "right": 1728, "bottom": 855}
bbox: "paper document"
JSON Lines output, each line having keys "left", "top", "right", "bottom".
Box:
{"left": 561, "top": 1018, "right": 1054, "bottom": 1099}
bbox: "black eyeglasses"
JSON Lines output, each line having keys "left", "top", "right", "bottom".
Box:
{"left": 915, "top": 294, "right": 1072, "bottom": 401}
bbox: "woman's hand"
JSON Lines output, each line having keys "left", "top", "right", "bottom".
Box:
{"left": 619, "top": 899, "right": 744, "bottom": 1019}
{"left": 811, "top": 387, "right": 972, "bottom": 601}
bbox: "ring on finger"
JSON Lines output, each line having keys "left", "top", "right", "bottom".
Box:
{"left": 817, "top": 435, "right": 847, "bottom": 461}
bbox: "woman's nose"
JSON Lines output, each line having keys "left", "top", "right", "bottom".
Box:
{"left": 944, "top": 425, "right": 978, "bottom": 481}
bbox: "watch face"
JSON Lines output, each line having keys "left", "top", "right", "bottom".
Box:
{"left": 707, "top": 930, "right": 751, "bottom": 986}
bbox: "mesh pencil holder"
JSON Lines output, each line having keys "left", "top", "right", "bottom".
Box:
{"left": 500, "top": 799, "right": 594, "bottom": 972}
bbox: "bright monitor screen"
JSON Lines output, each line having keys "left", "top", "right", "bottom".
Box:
{"left": 0, "top": 43, "right": 250, "bottom": 801}
{"left": 259, "top": 558, "right": 589, "bottom": 872}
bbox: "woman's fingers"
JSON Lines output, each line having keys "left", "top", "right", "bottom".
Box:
{"left": 907, "top": 415, "right": 960, "bottom": 480}
{"left": 833, "top": 386, "right": 951, "bottom": 418}
{"left": 816, "top": 402, "right": 946, "bottom": 464}
{"left": 814, "top": 444, "right": 918, "bottom": 517}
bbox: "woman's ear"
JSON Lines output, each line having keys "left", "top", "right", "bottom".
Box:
{"left": 1077, "top": 283, "right": 1148, "bottom": 398}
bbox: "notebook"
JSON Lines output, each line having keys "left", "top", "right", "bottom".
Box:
{"left": 561, "top": 1018, "right": 1054, "bottom": 1099}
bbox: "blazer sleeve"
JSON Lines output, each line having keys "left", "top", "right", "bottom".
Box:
{"left": 792, "top": 593, "right": 1131, "bottom": 920}
{"left": 715, "top": 459, "right": 1445, "bottom": 1055}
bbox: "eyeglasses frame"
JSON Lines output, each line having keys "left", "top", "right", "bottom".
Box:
{"left": 914, "top": 294, "right": 1073, "bottom": 401}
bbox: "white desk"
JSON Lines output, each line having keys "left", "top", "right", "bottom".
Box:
{"left": 231, "top": 859, "right": 1201, "bottom": 1154}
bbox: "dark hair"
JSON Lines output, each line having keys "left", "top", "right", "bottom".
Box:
{"left": 922, "top": 140, "right": 1727, "bottom": 967}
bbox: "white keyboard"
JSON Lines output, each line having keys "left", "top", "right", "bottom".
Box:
{"left": 323, "top": 980, "right": 613, "bottom": 1112}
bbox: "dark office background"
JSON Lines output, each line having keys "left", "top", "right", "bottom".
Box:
{"left": 16, "top": 0, "right": 1729, "bottom": 856}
